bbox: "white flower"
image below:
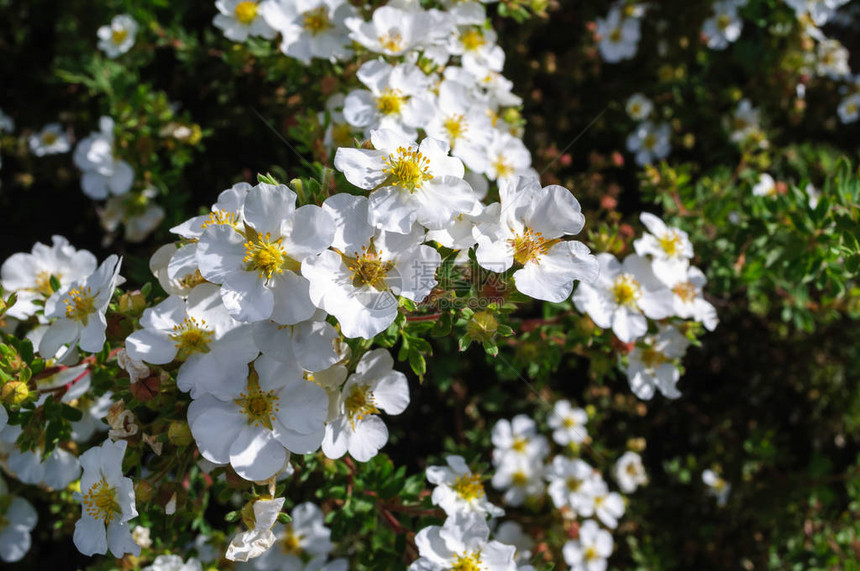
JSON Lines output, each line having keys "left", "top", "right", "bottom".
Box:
{"left": 465, "top": 130, "right": 532, "bottom": 182}
{"left": 336, "top": 129, "right": 480, "bottom": 234}
{"left": 572, "top": 253, "right": 675, "bottom": 343}
{"left": 633, "top": 212, "right": 694, "bottom": 285}
{"left": 132, "top": 525, "right": 152, "bottom": 549}
{"left": 126, "top": 283, "right": 258, "bottom": 399}
{"left": 73, "top": 439, "right": 139, "bottom": 558}
{"left": 427, "top": 455, "right": 504, "bottom": 518}
{"left": 252, "top": 502, "right": 335, "bottom": 570}
{"left": 73, "top": 116, "right": 134, "bottom": 200}
{"left": 626, "top": 325, "right": 691, "bottom": 400}
{"left": 196, "top": 182, "right": 335, "bottom": 325}
{"left": 491, "top": 454, "right": 545, "bottom": 507}
{"left": 702, "top": 469, "right": 731, "bottom": 506}
{"left": 837, "top": 93, "right": 860, "bottom": 124}
{"left": 562, "top": 520, "right": 613, "bottom": 571}
{"left": 595, "top": 7, "right": 641, "bottom": 63}
{"left": 188, "top": 354, "right": 328, "bottom": 481}
{"left": 590, "top": 482, "right": 625, "bottom": 529}
{"left": 659, "top": 265, "right": 719, "bottom": 331}
{"left": 815, "top": 38, "right": 850, "bottom": 79}
{"left": 474, "top": 176, "right": 598, "bottom": 303}
{"left": 425, "top": 79, "right": 494, "bottom": 157}
{"left": 29, "top": 123, "right": 70, "bottom": 156}
{"left": 702, "top": 1, "right": 743, "bottom": 50}
{"left": 345, "top": 6, "right": 435, "bottom": 56}
{"left": 226, "top": 496, "right": 285, "bottom": 561}
{"left": 1, "top": 235, "right": 97, "bottom": 320}
{"left": 493, "top": 521, "right": 534, "bottom": 566}
{"left": 491, "top": 415, "right": 549, "bottom": 466}
{"left": 142, "top": 554, "right": 202, "bottom": 571}
{"left": 40, "top": 255, "right": 123, "bottom": 359}
{"left": 729, "top": 99, "right": 761, "bottom": 143}
{"left": 302, "top": 194, "right": 441, "bottom": 339}
{"left": 259, "top": 0, "right": 355, "bottom": 64}
{"left": 625, "top": 94, "right": 653, "bottom": 121}
{"left": 548, "top": 400, "right": 589, "bottom": 446}
{"left": 342, "top": 60, "right": 435, "bottom": 140}
{"left": 752, "top": 173, "right": 777, "bottom": 197}
{"left": 410, "top": 512, "right": 517, "bottom": 571}
{"left": 214, "top": 0, "right": 278, "bottom": 42}
{"left": 0, "top": 425, "right": 82, "bottom": 489}
{"left": 626, "top": 121, "right": 671, "bottom": 166}
{"left": 0, "top": 476, "right": 37, "bottom": 563}
{"left": 253, "top": 318, "right": 339, "bottom": 374}
{"left": 100, "top": 189, "right": 165, "bottom": 243}
{"left": 546, "top": 456, "right": 601, "bottom": 516}
{"left": 614, "top": 451, "right": 648, "bottom": 494}
{"left": 97, "top": 14, "right": 137, "bottom": 58}
{"left": 322, "top": 348, "right": 409, "bottom": 462}
{"left": 784, "top": 0, "right": 849, "bottom": 26}
{"left": 448, "top": 23, "right": 505, "bottom": 76}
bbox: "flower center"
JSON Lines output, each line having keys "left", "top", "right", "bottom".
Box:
{"left": 35, "top": 271, "right": 60, "bottom": 296}
{"left": 111, "top": 28, "right": 129, "bottom": 45}
{"left": 279, "top": 524, "right": 302, "bottom": 554}
{"left": 378, "top": 32, "right": 403, "bottom": 52}
{"left": 672, "top": 281, "right": 697, "bottom": 303}
{"left": 717, "top": 14, "right": 732, "bottom": 31}
{"left": 510, "top": 227, "right": 553, "bottom": 265}
{"left": 626, "top": 463, "right": 639, "bottom": 476}
{"left": 234, "top": 1, "right": 258, "bottom": 24}
{"left": 169, "top": 316, "right": 214, "bottom": 360}
{"left": 200, "top": 210, "right": 241, "bottom": 231}
{"left": 585, "top": 546, "right": 599, "bottom": 561}
{"left": 235, "top": 374, "right": 280, "bottom": 431}
{"left": 302, "top": 6, "right": 332, "bottom": 35}
{"left": 346, "top": 243, "right": 394, "bottom": 291}
{"left": 382, "top": 146, "right": 433, "bottom": 191}
{"left": 511, "top": 436, "right": 528, "bottom": 452}
{"left": 640, "top": 347, "right": 668, "bottom": 370}
{"left": 493, "top": 156, "right": 513, "bottom": 178}
{"left": 643, "top": 133, "right": 658, "bottom": 151}
{"left": 630, "top": 103, "right": 641, "bottom": 115}
{"left": 562, "top": 416, "right": 576, "bottom": 428}
{"left": 444, "top": 114, "right": 467, "bottom": 143}
{"left": 452, "top": 552, "right": 483, "bottom": 571}
{"left": 376, "top": 88, "right": 405, "bottom": 116}
{"left": 609, "top": 27, "right": 623, "bottom": 43}
{"left": 64, "top": 287, "right": 96, "bottom": 324}
{"left": 612, "top": 273, "right": 642, "bottom": 308}
{"left": 566, "top": 477, "right": 582, "bottom": 492}
{"left": 453, "top": 473, "right": 485, "bottom": 501}
{"left": 244, "top": 232, "right": 299, "bottom": 280}
{"left": 460, "top": 28, "right": 486, "bottom": 51}
{"left": 82, "top": 477, "right": 122, "bottom": 524}
{"left": 344, "top": 383, "right": 379, "bottom": 427}
{"left": 42, "top": 131, "right": 59, "bottom": 145}
{"left": 512, "top": 471, "right": 528, "bottom": 486}
{"left": 658, "top": 231, "right": 682, "bottom": 257}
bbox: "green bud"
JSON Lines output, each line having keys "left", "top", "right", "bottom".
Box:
{"left": 1, "top": 381, "right": 30, "bottom": 406}
{"left": 466, "top": 310, "right": 499, "bottom": 343}
{"left": 168, "top": 421, "right": 194, "bottom": 447}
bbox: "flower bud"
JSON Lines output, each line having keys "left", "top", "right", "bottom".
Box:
{"left": 1, "top": 381, "right": 30, "bottom": 406}
{"left": 168, "top": 420, "right": 194, "bottom": 447}
{"left": 466, "top": 310, "right": 498, "bottom": 343}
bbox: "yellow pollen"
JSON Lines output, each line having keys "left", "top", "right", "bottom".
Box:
{"left": 493, "top": 156, "right": 513, "bottom": 178}
{"left": 717, "top": 13, "right": 732, "bottom": 31}
{"left": 847, "top": 102, "right": 858, "bottom": 114}
{"left": 444, "top": 114, "right": 467, "bottom": 143}
{"left": 453, "top": 473, "right": 485, "bottom": 501}
{"left": 512, "top": 471, "right": 528, "bottom": 487}
{"left": 672, "top": 281, "right": 697, "bottom": 303}
{"left": 64, "top": 287, "right": 96, "bottom": 324}
{"left": 382, "top": 146, "right": 433, "bottom": 191}
{"left": 244, "top": 232, "right": 294, "bottom": 280}
{"left": 378, "top": 32, "right": 403, "bottom": 52}
{"left": 35, "top": 271, "right": 60, "bottom": 296}
{"left": 344, "top": 383, "right": 379, "bottom": 427}
{"left": 235, "top": 374, "right": 279, "bottom": 430}
{"left": 179, "top": 270, "right": 207, "bottom": 289}
{"left": 585, "top": 546, "right": 599, "bottom": 561}
{"left": 82, "top": 477, "right": 122, "bottom": 524}
{"left": 658, "top": 231, "right": 682, "bottom": 257}
{"left": 460, "top": 28, "right": 486, "bottom": 51}
{"left": 609, "top": 27, "right": 623, "bottom": 43}
{"left": 452, "top": 552, "right": 483, "bottom": 571}
{"left": 562, "top": 416, "right": 576, "bottom": 428}
{"left": 200, "top": 210, "right": 241, "bottom": 231}
{"left": 595, "top": 495, "right": 605, "bottom": 507}
{"left": 630, "top": 103, "right": 641, "bottom": 115}
{"left": 302, "top": 6, "right": 332, "bottom": 34}
{"left": 510, "top": 227, "right": 554, "bottom": 265}
{"left": 169, "top": 316, "right": 214, "bottom": 360}
{"left": 42, "top": 131, "right": 59, "bottom": 145}
{"left": 346, "top": 243, "right": 394, "bottom": 290}
{"left": 640, "top": 347, "right": 668, "bottom": 370}
{"left": 566, "top": 477, "right": 582, "bottom": 492}
{"left": 511, "top": 437, "right": 528, "bottom": 452}
{"left": 376, "top": 88, "right": 405, "bottom": 116}
{"left": 643, "top": 133, "right": 658, "bottom": 151}
{"left": 280, "top": 525, "right": 302, "bottom": 554}
{"left": 612, "top": 273, "right": 642, "bottom": 308}
{"left": 234, "top": 1, "right": 258, "bottom": 24}
{"left": 626, "top": 463, "right": 639, "bottom": 476}
{"left": 111, "top": 28, "right": 129, "bottom": 45}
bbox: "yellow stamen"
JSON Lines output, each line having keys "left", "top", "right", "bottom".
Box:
{"left": 234, "top": 373, "right": 280, "bottom": 430}
{"left": 672, "top": 281, "right": 697, "bottom": 303}
{"left": 244, "top": 232, "right": 298, "bottom": 280}
{"left": 345, "top": 243, "right": 394, "bottom": 291}
{"left": 234, "top": 1, "right": 258, "bottom": 24}
{"left": 302, "top": 6, "right": 332, "bottom": 34}
{"left": 42, "top": 131, "right": 59, "bottom": 145}
{"left": 453, "top": 473, "right": 485, "bottom": 501}
{"left": 35, "top": 271, "right": 60, "bottom": 296}
{"left": 460, "top": 28, "right": 486, "bottom": 51}
{"left": 200, "top": 210, "right": 241, "bottom": 231}
{"left": 279, "top": 524, "right": 302, "bottom": 554}
{"left": 444, "top": 114, "right": 467, "bottom": 143}
{"left": 658, "top": 231, "right": 682, "bottom": 257}
{"left": 376, "top": 88, "right": 405, "bottom": 116}
{"left": 510, "top": 227, "right": 554, "bottom": 265}
{"left": 169, "top": 316, "right": 214, "bottom": 360}
{"left": 612, "top": 273, "right": 642, "bottom": 307}
{"left": 378, "top": 32, "right": 403, "bottom": 52}
{"left": 382, "top": 146, "right": 433, "bottom": 191}
{"left": 344, "top": 383, "right": 379, "bottom": 427}
{"left": 111, "top": 29, "right": 129, "bottom": 45}
{"left": 82, "top": 477, "right": 122, "bottom": 524}
{"left": 452, "top": 552, "right": 482, "bottom": 571}
{"left": 64, "top": 287, "right": 96, "bottom": 324}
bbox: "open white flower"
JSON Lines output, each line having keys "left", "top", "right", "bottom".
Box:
{"left": 29, "top": 123, "right": 70, "bottom": 156}
{"left": 729, "top": 99, "right": 761, "bottom": 143}
{"left": 214, "top": 0, "right": 278, "bottom": 42}
{"left": 474, "top": 176, "right": 598, "bottom": 302}
{"left": 427, "top": 455, "right": 504, "bottom": 518}
{"left": 659, "top": 265, "right": 718, "bottom": 331}
{"left": 573, "top": 253, "right": 674, "bottom": 343}
{"left": 226, "top": 496, "right": 285, "bottom": 561}
{"left": 345, "top": 5, "right": 435, "bottom": 56}
{"left": 590, "top": 481, "right": 625, "bottom": 529}
{"left": 303, "top": 194, "right": 441, "bottom": 339}
{"left": 626, "top": 121, "right": 671, "bottom": 166}
{"left": 595, "top": 6, "right": 641, "bottom": 63}
{"left": 784, "top": 0, "right": 849, "bottom": 26}
{"left": 491, "top": 454, "right": 545, "bottom": 507}
{"left": 702, "top": 1, "right": 743, "bottom": 50}
{"left": 425, "top": 78, "right": 494, "bottom": 156}
{"left": 259, "top": 0, "right": 354, "bottom": 64}
{"left": 548, "top": 400, "right": 589, "bottom": 446}
{"left": 410, "top": 512, "right": 517, "bottom": 571}
{"left": 837, "top": 93, "right": 860, "bottom": 124}
{"left": 491, "top": 415, "right": 549, "bottom": 466}
{"left": 188, "top": 354, "right": 328, "bottom": 481}
{"left": 633, "top": 212, "right": 693, "bottom": 284}
{"left": 625, "top": 325, "right": 691, "bottom": 400}
{"left": 562, "top": 519, "right": 613, "bottom": 571}
{"left": 40, "top": 255, "right": 122, "bottom": 359}
{"left": 815, "top": 38, "right": 850, "bottom": 80}
{"left": 1, "top": 235, "right": 97, "bottom": 320}
{"left": 322, "top": 348, "right": 409, "bottom": 462}
{"left": 342, "top": 60, "right": 435, "bottom": 140}
{"left": 546, "top": 456, "right": 601, "bottom": 516}
{"left": 335, "top": 129, "right": 479, "bottom": 234}
{"left": 253, "top": 318, "right": 339, "bottom": 374}
{"left": 447, "top": 23, "right": 505, "bottom": 76}
{"left": 73, "top": 439, "right": 139, "bottom": 558}
{"left": 625, "top": 93, "right": 653, "bottom": 121}
{"left": 0, "top": 476, "right": 37, "bottom": 563}
{"left": 752, "top": 173, "right": 777, "bottom": 197}
{"left": 196, "top": 182, "right": 334, "bottom": 325}
{"left": 73, "top": 116, "right": 134, "bottom": 200}
{"left": 142, "top": 554, "right": 202, "bottom": 571}
{"left": 125, "top": 283, "right": 258, "bottom": 399}
{"left": 464, "top": 129, "right": 532, "bottom": 182}
{"left": 494, "top": 521, "right": 534, "bottom": 566}
{"left": 0, "top": 424, "right": 82, "bottom": 490}
{"left": 97, "top": 14, "right": 137, "bottom": 58}
{"left": 614, "top": 451, "right": 648, "bottom": 494}
{"left": 252, "top": 502, "right": 335, "bottom": 570}
{"left": 702, "top": 469, "right": 731, "bottom": 506}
